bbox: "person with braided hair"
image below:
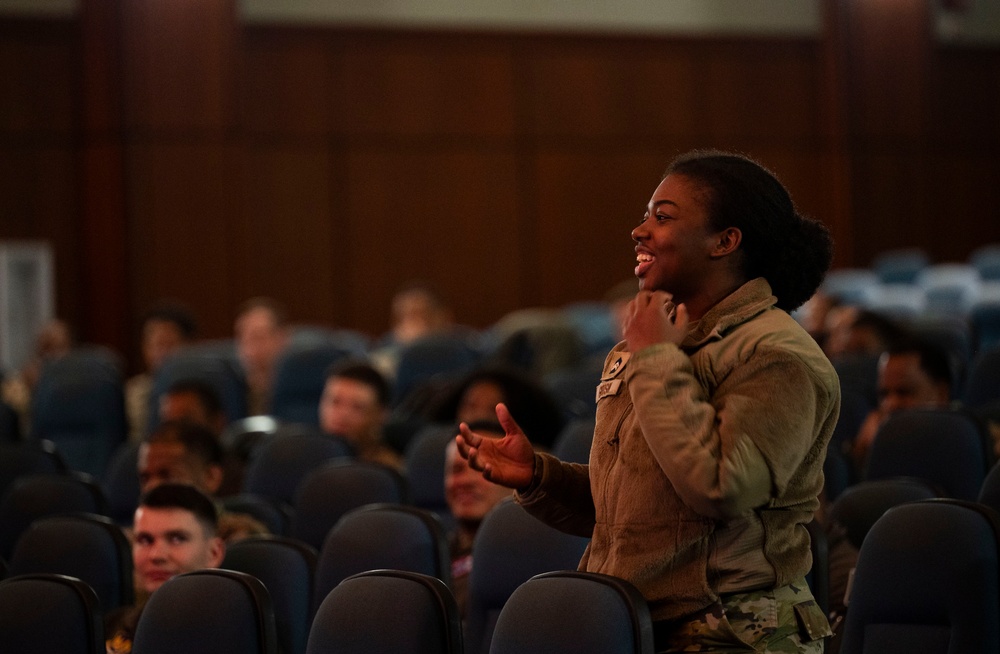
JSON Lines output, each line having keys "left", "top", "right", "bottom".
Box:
{"left": 457, "top": 151, "right": 839, "bottom": 652}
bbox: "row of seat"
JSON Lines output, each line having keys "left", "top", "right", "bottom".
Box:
{"left": 0, "top": 497, "right": 589, "bottom": 654}
{"left": 0, "top": 566, "right": 656, "bottom": 654}
{"left": 9, "top": 322, "right": 606, "bottom": 477}
{"left": 6, "top": 496, "right": 997, "bottom": 654}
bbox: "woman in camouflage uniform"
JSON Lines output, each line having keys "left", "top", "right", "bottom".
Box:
{"left": 458, "top": 151, "right": 838, "bottom": 652}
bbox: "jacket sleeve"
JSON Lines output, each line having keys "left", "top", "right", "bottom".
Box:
{"left": 626, "top": 341, "right": 827, "bottom": 520}
{"left": 515, "top": 452, "right": 596, "bottom": 538}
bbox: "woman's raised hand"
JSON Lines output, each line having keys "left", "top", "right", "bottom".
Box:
{"left": 456, "top": 402, "right": 536, "bottom": 490}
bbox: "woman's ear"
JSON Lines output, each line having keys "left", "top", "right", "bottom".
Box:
{"left": 711, "top": 227, "right": 742, "bottom": 258}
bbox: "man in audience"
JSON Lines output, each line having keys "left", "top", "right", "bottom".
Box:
{"left": 138, "top": 420, "right": 266, "bottom": 542}
{"left": 158, "top": 378, "right": 227, "bottom": 436}
{"left": 318, "top": 359, "right": 401, "bottom": 470}
{"left": 371, "top": 281, "right": 455, "bottom": 379}
{"left": 234, "top": 297, "right": 290, "bottom": 416}
{"left": 125, "top": 303, "right": 198, "bottom": 442}
{"left": 105, "top": 483, "right": 226, "bottom": 654}
{"left": 160, "top": 379, "right": 226, "bottom": 438}
{"left": 156, "top": 380, "right": 243, "bottom": 494}
{"left": 444, "top": 420, "right": 511, "bottom": 617}
{"left": 850, "top": 338, "right": 953, "bottom": 471}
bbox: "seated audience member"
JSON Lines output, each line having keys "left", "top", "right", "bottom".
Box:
{"left": 125, "top": 303, "right": 197, "bottom": 442}
{"left": 796, "top": 290, "right": 841, "bottom": 350}
{"left": 105, "top": 483, "right": 226, "bottom": 654}
{"left": 428, "top": 365, "right": 566, "bottom": 450}
{"left": 158, "top": 379, "right": 227, "bottom": 436}
{"left": 139, "top": 421, "right": 267, "bottom": 543}
{"left": 371, "top": 281, "right": 456, "bottom": 381}
{"left": 0, "top": 318, "right": 74, "bottom": 433}
{"left": 823, "top": 306, "right": 906, "bottom": 361}
{"left": 157, "top": 379, "right": 242, "bottom": 495}
{"left": 850, "top": 338, "right": 953, "bottom": 472}
{"left": 234, "top": 297, "right": 290, "bottom": 416}
{"left": 319, "top": 360, "right": 402, "bottom": 470}
{"left": 444, "top": 420, "right": 511, "bottom": 617}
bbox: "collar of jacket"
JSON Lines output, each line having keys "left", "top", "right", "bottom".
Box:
{"left": 671, "top": 277, "right": 778, "bottom": 350}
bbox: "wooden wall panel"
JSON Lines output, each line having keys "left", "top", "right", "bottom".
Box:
{"left": 844, "top": 0, "right": 931, "bottom": 141}
{"left": 336, "top": 33, "right": 516, "bottom": 138}
{"left": 701, "top": 41, "right": 821, "bottom": 143}
{"left": 848, "top": 152, "right": 931, "bottom": 268}
{"left": 929, "top": 48, "right": 1000, "bottom": 149}
{"left": 0, "top": 145, "right": 82, "bottom": 330}
{"left": 344, "top": 147, "right": 523, "bottom": 333}
{"left": 120, "top": 0, "right": 237, "bottom": 131}
{"left": 126, "top": 143, "right": 238, "bottom": 339}
{"left": 0, "top": 21, "right": 77, "bottom": 135}
{"left": 924, "top": 153, "right": 1000, "bottom": 262}
{"left": 522, "top": 40, "right": 700, "bottom": 139}
{"left": 239, "top": 31, "right": 337, "bottom": 136}
{"left": 232, "top": 145, "right": 342, "bottom": 325}
{"left": 532, "top": 149, "right": 667, "bottom": 305}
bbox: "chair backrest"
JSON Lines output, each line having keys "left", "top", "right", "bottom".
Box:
{"left": 0, "top": 399, "right": 19, "bottom": 441}
{"left": 222, "top": 415, "right": 281, "bottom": 463}
{"left": 101, "top": 441, "right": 140, "bottom": 525}
{"left": 291, "top": 461, "right": 408, "bottom": 551}
{"left": 394, "top": 332, "right": 482, "bottom": 406}
{"left": 544, "top": 362, "right": 603, "bottom": 421}
{"left": 864, "top": 408, "right": 990, "bottom": 501}
{"left": 465, "top": 498, "right": 590, "bottom": 654}
{"left": 222, "top": 536, "right": 317, "bottom": 654}
{"left": 0, "top": 472, "right": 108, "bottom": 559}
{"left": 269, "top": 342, "right": 362, "bottom": 427}
{"left": 132, "top": 569, "right": 278, "bottom": 654}
{"left": 0, "top": 439, "right": 67, "bottom": 498}
{"left": 242, "top": 429, "right": 353, "bottom": 505}
{"left": 965, "top": 344, "right": 1000, "bottom": 409}
{"left": 30, "top": 349, "right": 127, "bottom": 477}
{"left": 221, "top": 493, "right": 293, "bottom": 537}
{"left": 551, "top": 418, "right": 595, "bottom": 464}
{"left": 0, "top": 573, "right": 104, "bottom": 654}
{"left": 404, "top": 424, "right": 456, "bottom": 523}
{"left": 307, "top": 569, "right": 463, "bottom": 654}
{"left": 970, "top": 301, "right": 1000, "bottom": 355}
{"left": 147, "top": 347, "right": 248, "bottom": 433}
{"left": 872, "top": 247, "right": 929, "bottom": 284}
{"left": 490, "top": 570, "right": 654, "bottom": 654}
{"left": 313, "top": 503, "right": 450, "bottom": 611}
{"left": 979, "top": 461, "right": 1000, "bottom": 514}
{"left": 840, "top": 499, "right": 1000, "bottom": 654}
{"left": 9, "top": 512, "right": 133, "bottom": 611}
{"left": 829, "top": 477, "right": 941, "bottom": 550}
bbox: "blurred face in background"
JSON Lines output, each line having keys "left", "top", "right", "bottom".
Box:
{"left": 877, "top": 352, "right": 950, "bottom": 415}
{"left": 444, "top": 438, "right": 510, "bottom": 526}
{"left": 142, "top": 319, "right": 187, "bottom": 372}
{"left": 234, "top": 307, "right": 286, "bottom": 378}
{"left": 159, "top": 391, "right": 225, "bottom": 435}
{"left": 137, "top": 441, "right": 222, "bottom": 496}
{"left": 319, "top": 377, "right": 385, "bottom": 447}
{"left": 456, "top": 381, "right": 505, "bottom": 425}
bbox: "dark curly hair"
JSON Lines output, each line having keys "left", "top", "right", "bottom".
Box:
{"left": 665, "top": 151, "right": 833, "bottom": 312}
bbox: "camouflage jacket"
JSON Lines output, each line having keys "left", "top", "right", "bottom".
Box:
{"left": 517, "top": 277, "right": 840, "bottom": 621}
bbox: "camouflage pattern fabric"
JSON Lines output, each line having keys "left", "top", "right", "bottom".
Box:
{"left": 655, "top": 579, "right": 832, "bottom": 653}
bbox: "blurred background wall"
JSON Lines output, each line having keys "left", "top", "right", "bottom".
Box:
{"left": 1, "top": 0, "right": 998, "bottom": 362}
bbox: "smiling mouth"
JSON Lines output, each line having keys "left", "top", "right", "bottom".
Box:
{"left": 635, "top": 253, "right": 654, "bottom": 277}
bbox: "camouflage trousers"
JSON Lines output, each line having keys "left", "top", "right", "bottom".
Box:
{"left": 653, "top": 579, "right": 832, "bottom": 653}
